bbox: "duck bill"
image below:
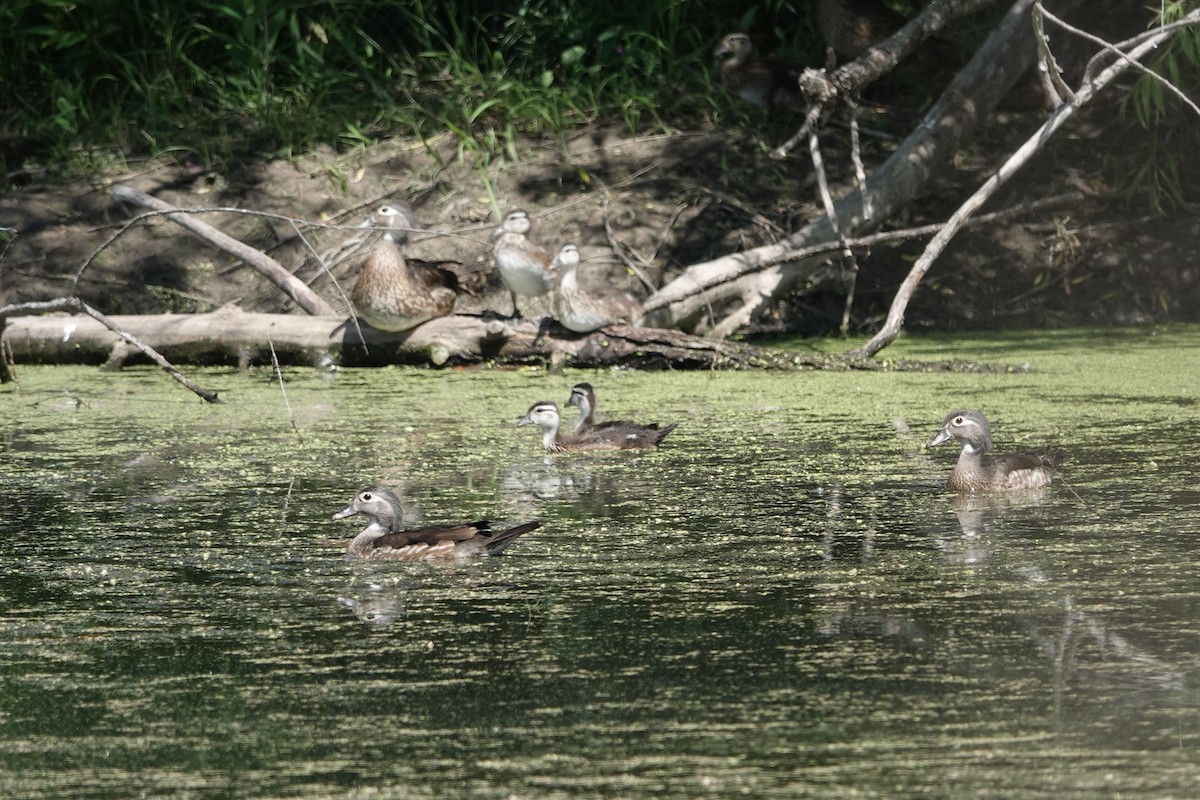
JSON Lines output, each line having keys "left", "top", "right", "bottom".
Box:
{"left": 927, "top": 428, "right": 953, "bottom": 447}
{"left": 516, "top": 415, "right": 534, "bottom": 427}
{"left": 331, "top": 505, "right": 360, "bottom": 521}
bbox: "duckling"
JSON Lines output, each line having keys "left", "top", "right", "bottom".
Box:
{"left": 566, "top": 382, "right": 666, "bottom": 437}
{"left": 517, "top": 401, "right": 676, "bottom": 453}
{"left": 552, "top": 244, "right": 642, "bottom": 333}
{"left": 491, "top": 209, "right": 556, "bottom": 318}
{"left": 713, "top": 32, "right": 805, "bottom": 111}
{"left": 350, "top": 205, "right": 458, "bottom": 332}
{"left": 928, "top": 409, "right": 1064, "bottom": 492}
{"left": 332, "top": 487, "right": 539, "bottom": 559}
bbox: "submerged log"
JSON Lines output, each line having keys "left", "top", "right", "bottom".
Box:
{"left": 1, "top": 307, "right": 824, "bottom": 370}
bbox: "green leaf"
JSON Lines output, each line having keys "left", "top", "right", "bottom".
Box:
{"left": 561, "top": 45, "right": 586, "bottom": 67}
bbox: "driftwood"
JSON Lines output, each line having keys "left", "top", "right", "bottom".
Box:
{"left": 0, "top": 298, "right": 222, "bottom": 402}
{"left": 2, "top": 307, "right": 832, "bottom": 371}
{"left": 108, "top": 184, "right": 338, "bottom": 317}
{"left": 643, "top": 0, "right": 1078, "bottom": 338}
{"left": 851, "top": 5, "right": 1200, "bottom": 357}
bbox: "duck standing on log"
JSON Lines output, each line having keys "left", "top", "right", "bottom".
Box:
{"left": 350, "top": 205, "right": 459, "bottom": 332}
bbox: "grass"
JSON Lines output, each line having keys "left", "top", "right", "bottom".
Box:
{"left": 1, "top": 0, "right": 1193, "bottom": 213}
{"left": 0, "top": 0, "right": 815, "bottom": 184}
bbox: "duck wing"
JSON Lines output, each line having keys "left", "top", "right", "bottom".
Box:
{"left": 371, "top": 521, "right": 490, "bottom": 551}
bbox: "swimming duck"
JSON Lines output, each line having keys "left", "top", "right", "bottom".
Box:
{"left": 927, "top": 409, "right": 1064, "bottom": 491}
{"left": 332, "top": 487, "right": 539, "bottom": 559}
{"left": 713, "top": 32, "right": 805, "bottom": 111}
{"left": 517, "top": 401, "right": 677, "bottom": 453}
{"left": 552, "top": 243, "right": 642, "bottom": 333}
{"left": 350, "top": 205, "right": 458, "bottom": 332}
{"left": 566, "top": 382, "right": 665, "bottom": 437}
{"left": 491, "top": 209, "right": 556, "bottom": 318}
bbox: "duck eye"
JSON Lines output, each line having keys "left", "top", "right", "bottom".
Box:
{"left": 361, "top": 492, "right": 373, "bottom": 501}
{"left": 953, "top": 416, "right": 964, "bottom": 425}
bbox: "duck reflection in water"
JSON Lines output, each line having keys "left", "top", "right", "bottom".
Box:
{"left": 948, "top": 488, "right": 1054, "bottom": 540}
{"left": 499, "top": 455, "right": 595, "bottom": 507}
{"left": 337, "top": 592, "right": 402, "bottom": 627}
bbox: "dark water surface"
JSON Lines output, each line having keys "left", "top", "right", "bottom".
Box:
{"left": 2, "top": 328, "right": 1199, "bottom": 798}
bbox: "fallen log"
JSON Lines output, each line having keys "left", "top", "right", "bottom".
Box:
{"left": 1, "top": 297, "right": 221, "bottom": 401}
{"left": 1, "top": 307, "right": 824, "bottom": 370}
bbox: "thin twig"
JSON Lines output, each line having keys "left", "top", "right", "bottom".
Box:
{"left": 528, "top": 162, "right": 664, "bottom": 224}
{"left": 807, "top": 120, "right": 859, "bottom": 334}
{"left": 690, "top": 187, "right": 789, "bottom": 237}
{"left": 846, "top": 98, "right": 872, "bottom": 223}
{"left": 1044, "top": 3, "right": 1200, "bottom": 118}
{"left": 267, "top": 333, "right": 302, "bottom": 439}
{"left": 1032, "top": 2, "right": 1072, "bottom": 105}
{"left": 646, "top": 205, "right": 688, "bottom": 276}
{"left": 287, "top": 218, "right": 369, "bottom": 354}
{"left": 0, "top": 297, "right": 222, "bottom": 402}
{"left": 1082, "top": 13, "right": 1200, "bottom": 85}
{"left": 770, "top": 103, "right": 822, "bottom": 161}
{"left": 280, "top": 477, "right": 296, "bottom": 529}
{"left": 640, "top": 192, "right": 1084, "bottom": 312}
{"left": 601, "top": 194, "right": 657, "bottom": 293}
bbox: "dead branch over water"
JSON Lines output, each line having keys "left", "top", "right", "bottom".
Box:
{"left": 0, "top": 297, "right": 221, "bottom": 402}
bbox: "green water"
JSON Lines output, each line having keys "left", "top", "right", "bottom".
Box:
{"left": 2, "top": 327, "right": 1198, "bottom": 798}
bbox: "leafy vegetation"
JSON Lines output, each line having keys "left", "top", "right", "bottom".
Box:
{"left": 1, "top": 0, "right": 1194, "bottom": 215}
{"left": 0, "top": 0, "right": 814, "bottom": 180}
{"left": 1117, "top": 0, "right": 1200, "bottom": 212}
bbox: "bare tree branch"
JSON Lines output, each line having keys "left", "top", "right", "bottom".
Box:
{"left": 108, "top": 184, "right": 338, "bottom": 316}
{"left": 1041, "top": 2, "right": 1200, "bottom": 119}
{"left": 851, "top": 8, "right": 1200, "bottom": 358}
{"left": 645, "top": 0, "right": 1063, "bottom": 334}
{"left": 0, "top": 297, "right": 222, "bottom": 402}
{"left": 644, "top": 192, "right": 1081, "bottom": 314}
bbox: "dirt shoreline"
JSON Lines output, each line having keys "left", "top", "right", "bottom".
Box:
{"left": 2, "top": 113, "right": 1196, "bottom": 340}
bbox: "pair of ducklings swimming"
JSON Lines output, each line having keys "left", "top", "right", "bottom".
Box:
{"left": 333, "top": 395, "right": 1064, "bottom": 561}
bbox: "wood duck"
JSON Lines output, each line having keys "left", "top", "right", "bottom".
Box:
{"left": 712, "top": 32, "right": 804, "bottom": 111}
{"left": 350, "top": 205, "right": 458, "bottom": 332}
{"left": 332, "top": 487, "right": 539, "bottom": 559}
{"left": 491, "top": 209, "right": 556, "bottom": 318}
{"left": 517, "top": 401, "right": 677, "bottom": 453}
{"left": 927, "top": 409, "right": 1064, "bottom": 492}
{"left": 566, "top": 382, "right": 666, "bottom": 437}
{"left": 552, "top": 244, "right": 642, "bottom": 333}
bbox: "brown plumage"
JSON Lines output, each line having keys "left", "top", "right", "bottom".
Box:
{"left": 713, "top": 32, "right": 805, "bottom": 112}
{"left": 566, "top": 382, "right": 666, "bottom": 438}
{"left": 928, "top": 409, "right": 1065, "bottom": 492}
{"left": 491, "top": 209, "right": 557, "bottom": 318}
{"left": 517, "top": 401, "right": 677, "bottom": 453}
{"left": 552, "top": 244, "right": 642, "bottom": 333}
{"left": 350, "top": 205, "right": 458, "bottom": 332}
{"left": 332, "top": 487, "right": 539, "bottom": 559}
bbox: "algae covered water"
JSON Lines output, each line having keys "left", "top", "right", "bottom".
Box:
{"left": 2, "top": 327, "right": 1199, "bottom": 798}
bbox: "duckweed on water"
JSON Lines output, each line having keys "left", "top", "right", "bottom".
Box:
{"left": 2, "top": 327, "right": 1200, "bottom": 798}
